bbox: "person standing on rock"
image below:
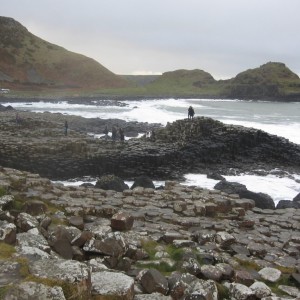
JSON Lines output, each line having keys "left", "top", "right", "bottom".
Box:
{"left": 188, "top": 106, "right": 195, "bottom": 120}
{"left": 64, "top": 120, "right": 68, "bottom": 136}
{"left": 103, "top": 125, "right": 109, "bottom": 140}
{"left": 119, "top": 128, "right": 125, "bottom": 142}
{"left": 112, "top": 126, "right": 117, "bottom": 142}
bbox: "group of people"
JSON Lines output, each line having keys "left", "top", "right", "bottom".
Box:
{"left": 104, "top": 125, "right": 125, "bottom": 142}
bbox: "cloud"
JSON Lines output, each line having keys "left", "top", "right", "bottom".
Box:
{"left": 1, "top": 0, "right": 300, "bottom": 78}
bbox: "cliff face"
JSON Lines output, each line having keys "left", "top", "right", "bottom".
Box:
{"left": 0, "top": 17, "right": 128, "bottom": 89}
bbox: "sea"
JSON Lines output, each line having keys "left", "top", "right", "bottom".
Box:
{"left": 3, "top": 98, "right": 300, "bottom": 205}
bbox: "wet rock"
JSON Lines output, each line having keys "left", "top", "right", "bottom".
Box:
{"left": 131, "top": 175, "right": 155, "bottom": 189}
{"left": 95, "top": 175, "right": 129, "bottom": 192}
{"left": 293, "top": 192, "right": 300, "bottom": 202}
{"left": 91, "top": 271, "right": 134, "bottom": 299}
{"left": 139, "top": 269, "right": 169, "bottom": 295}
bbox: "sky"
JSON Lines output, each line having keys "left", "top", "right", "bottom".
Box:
{"left": 1, "top": 0, "right": 300, "bottom": 79}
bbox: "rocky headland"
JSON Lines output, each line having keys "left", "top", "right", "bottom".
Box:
{"left": 0, "top": 105, "right": 300, "bottom": 299}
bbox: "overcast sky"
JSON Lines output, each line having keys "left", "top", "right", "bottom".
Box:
{"left": 2, "top": 0, "right": 300, "bottom": 79}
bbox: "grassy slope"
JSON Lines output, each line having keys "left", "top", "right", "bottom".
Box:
{"left": 0, "top": 17, "right": 129, "bottom": 90}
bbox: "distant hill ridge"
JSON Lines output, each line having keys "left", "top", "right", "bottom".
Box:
{"left": 0, "top": 16, "right": 128, "bottom": 89}
{"left": 1, "top": 16, "right": 300, "bottom": 101}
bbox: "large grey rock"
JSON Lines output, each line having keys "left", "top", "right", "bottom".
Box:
{"left": 168, "top": 272, "right": 197, "bottom": 300}
{"left": 250, "top": 281, "right": 272, "bottom": 298}
{"left": 215, "top": 231, "right": 236, "bottom": 249}
{"left": 29, "top": 259, "right": 91, "bottom": 297}
{"left": 184, "top": 279, "right": 218, "bottom": 300}
{"left": 139, "top": 269, "right": 169, "bottom": 295}
{"left": 91, "top": 271, "right": 134, "bottom": 299}
{"left": 0, "top": 260, "right": 23, "bottom": 286}
{"left": 83, "top": 232, "right": 127, "bottom": 258}
{"left": 200, "top": 264, "right": 223, "bottom": 281}
{"left": 16, "top": 231, "right": 51, "bottom": 253}
{"left": 229, "top": 283, "right": 256, "bottom": 300}
{"left": 0, "top": 220, "right": 16, "bottom": 244}
{"left": 258, "top": 267, "right": 281, "bottom": 283}
{"left": 3, "top": 281, "right": 66, "bottom": 300}
{"left": 16, "top": 212, "right": 39, "bottom": 232}
{"left": 0, "top": 195, "right": 14, "bottom": 210}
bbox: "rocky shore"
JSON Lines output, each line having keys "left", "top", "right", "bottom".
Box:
{"left": 1, "top": 167, "right": 300, "bottom": 299}
{"left": 0, "top": 105, "right": 299, "bottom": 182}
{"left": 0, "top": 104, "right": 300, "bottom": 299}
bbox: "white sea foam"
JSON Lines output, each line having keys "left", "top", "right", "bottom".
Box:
{"left": 183, "top": 173, "right": 300, "bottom": 205}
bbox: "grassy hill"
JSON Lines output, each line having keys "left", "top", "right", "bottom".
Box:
{"left": 222, "top": 62, "right": 300, "bottom": 99}
{"left": 0, "top": 17, "right": 129, "bottom": 91}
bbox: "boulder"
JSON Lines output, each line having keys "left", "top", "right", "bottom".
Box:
{"left": 91, "top": 271, "right": 134, "bottom": 299}
{"left": 0, "top": 195, "right": 14, "bottom": 210}
{"left": 258, "top": 267, "right": 281, "bottom": 283}
{"left": 200, "top": 264, "right": 223, "bottom": 281}
{"left": 215, "top": 231, "right": 236, "bottom": 249}
{"left": 229, "top": 283, "right": 256, "bottom": 300}
{"left": 184, "top": 279, "right": 218, "bottom": 300}
{"left": 68, "top": 216, "right": 84, "bottom": 230}
{"left": 95, "top": 175, "right": 129, "bottom": 192}
{"left": 16, "top": 231, "right": 51, "bottom": 253}
{"left": 111, "top": 211, "right": 134, "bottom": 231}
{"left": 168, "top": 272, "right": 196, "bottom": 300}
{"left": 214, "top": 181, "right": 275, "bottom": 209}
{"left": 293, "top": 192, "right": 300, "bottom": 202}
{"left": 131, "top": 175, "right": 155, "bottom": 189}
{"left": 29, "top": 259, "right": 91, "bottom": 298}
{"left": 16, "top": 212, "right": 39, "bottom": 232}
{"left": 207, "top": 172, "right": 225, "bottom": 181}
{"left": 139, "top": 269, "right": 169, "bottom": 295}
{"left": 249, "top": 281, "right": 272, "bottom": 298}
{"left": 0, "top": 220, "right": 16, "bottom": 244}
{"left": 23, "top": 200, "right": 47, "bottom": 215}
{"left": 214, "top": 180, "right": 248, "bottom": 195}
{"left": 276, "top": 200, "right": 299, "bottom": 209}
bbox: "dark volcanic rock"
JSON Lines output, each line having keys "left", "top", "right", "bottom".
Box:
{"left": 214, "top": 181, "right": 275, "bottom": 209}
{"left": 293, "top": 192, "right": 300, "bottom": 202}
{"left": 95, "top": 175, "right": 129, "bottom": 192}
{"left": 131, "top": 175, "right": 155, "bottom": 189}
{"left": 276, "top": 200, "right": 300, "bottom": 209}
